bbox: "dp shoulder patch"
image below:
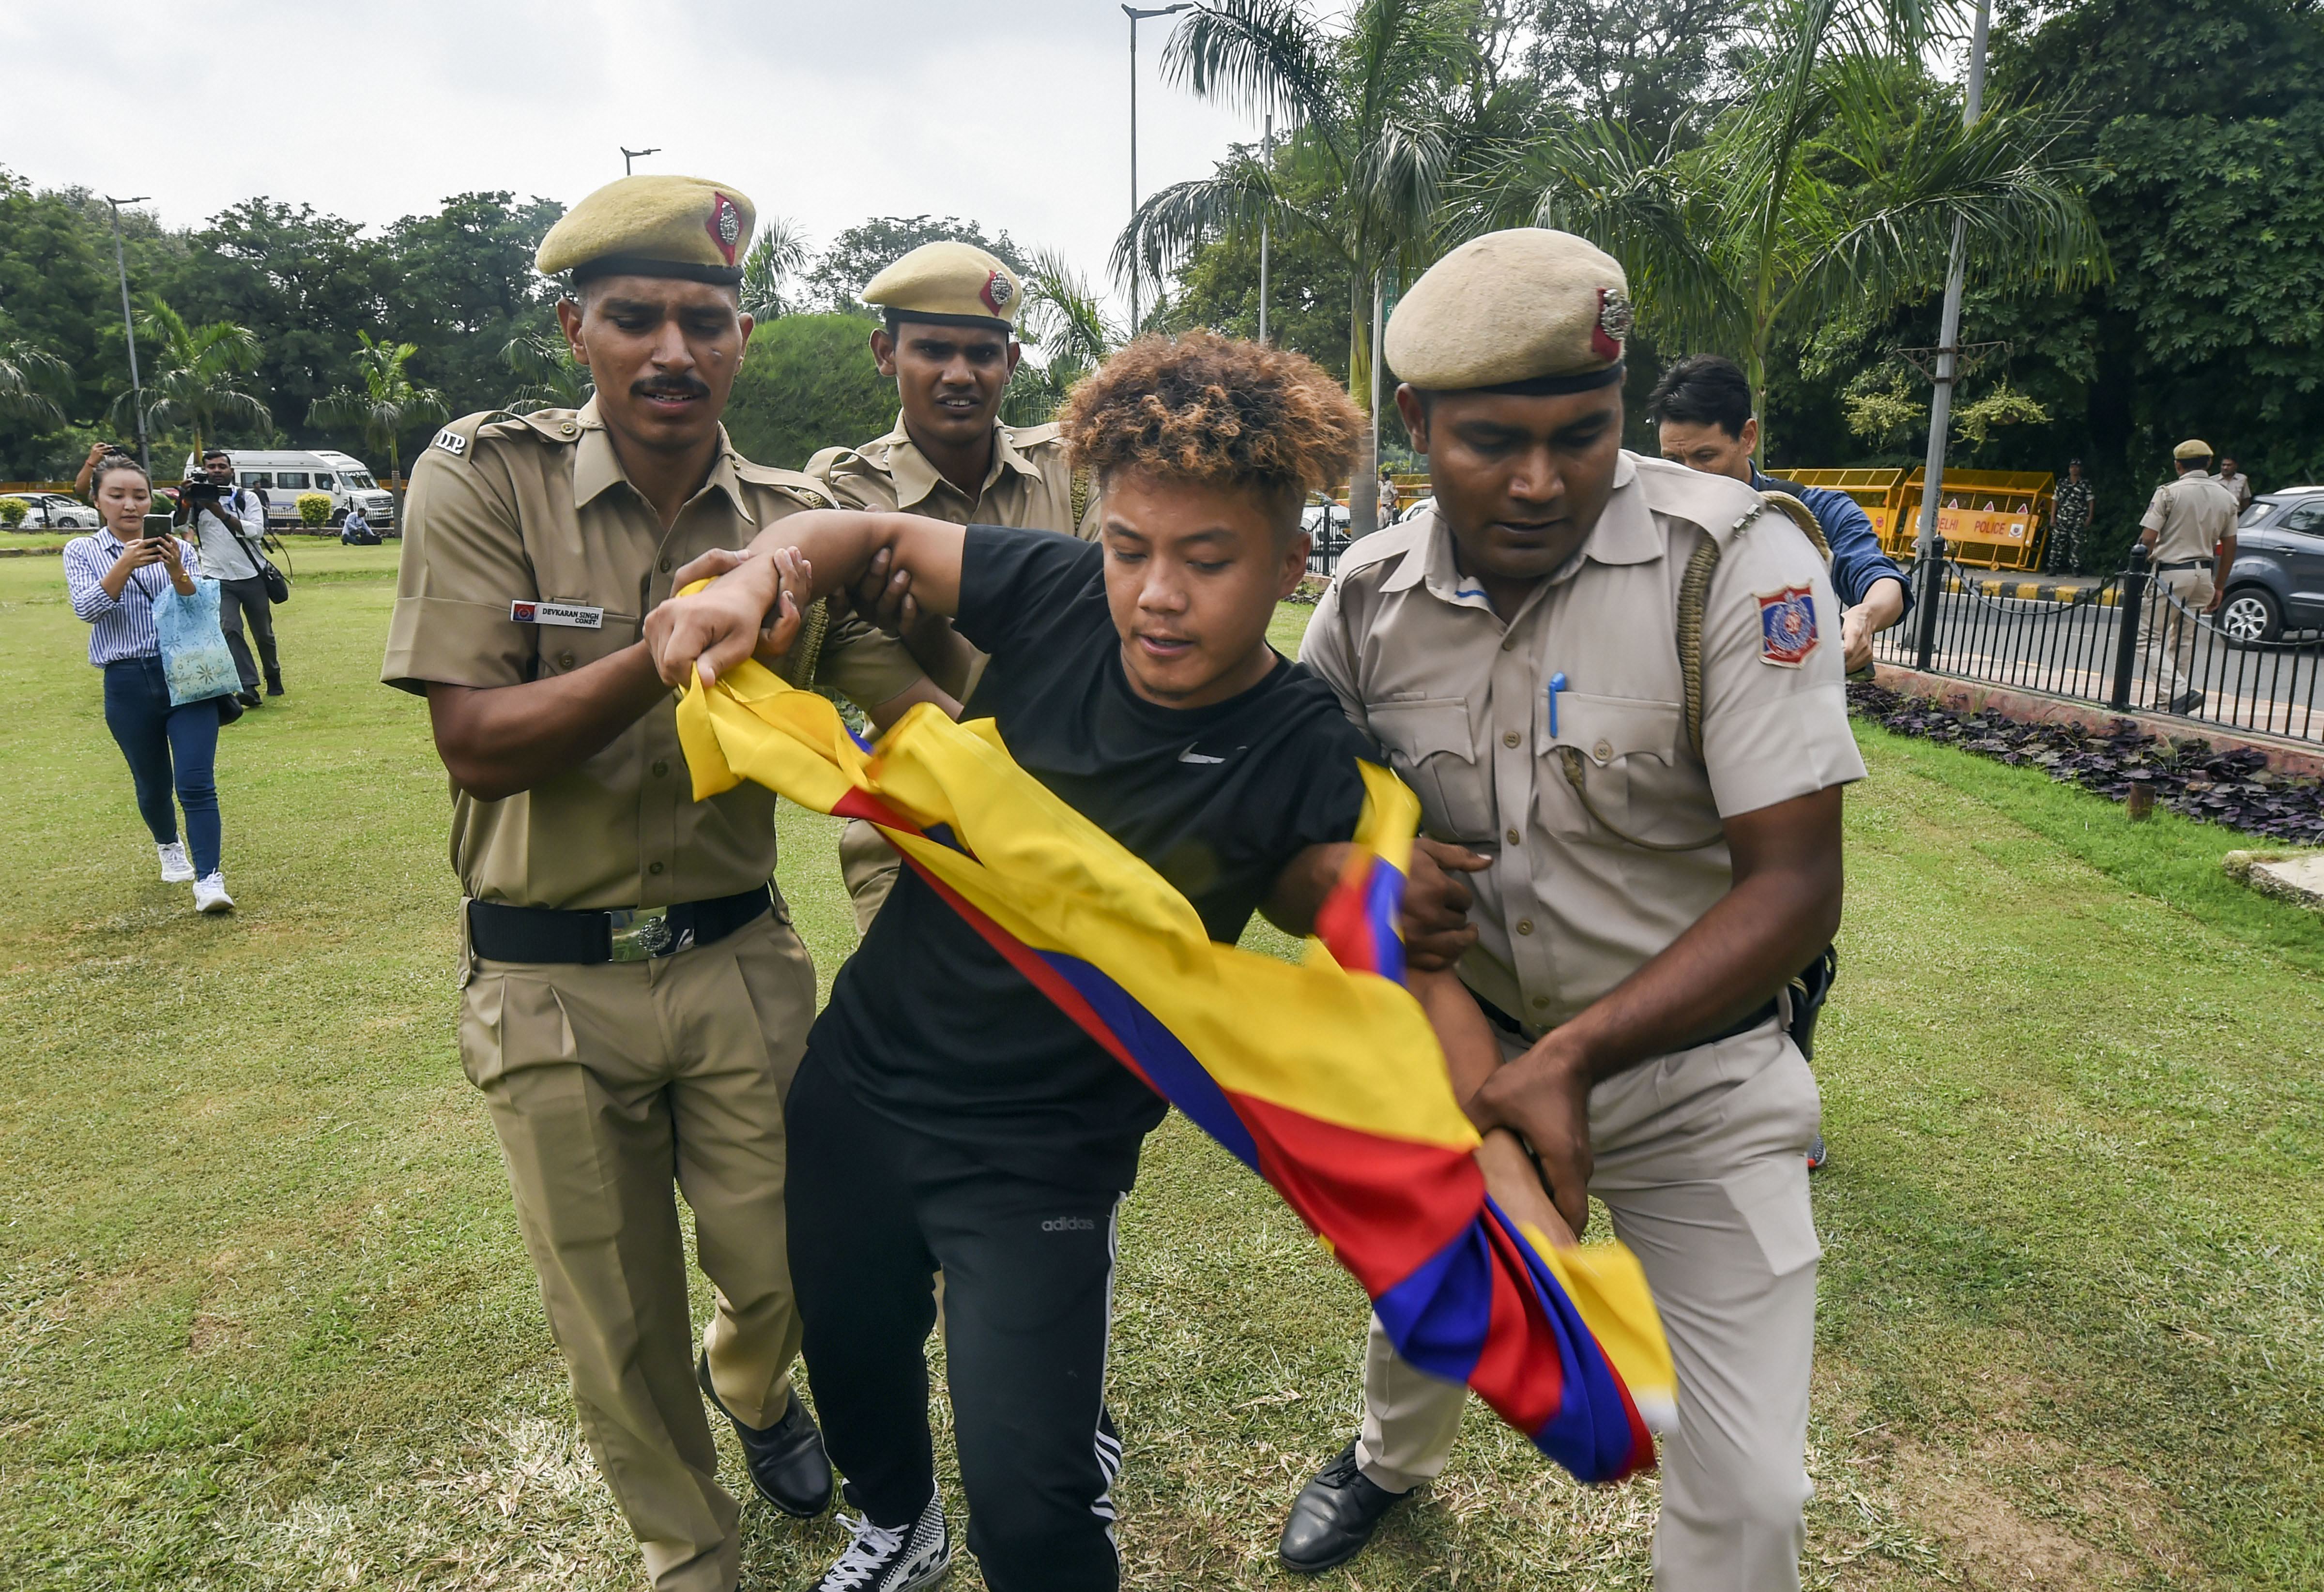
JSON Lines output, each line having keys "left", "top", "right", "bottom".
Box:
{"left": 1756, "top": 585, "right": 1819, "bottom": 667}
{"left": 431, "top": 427, "right": 469, "bottom": 457}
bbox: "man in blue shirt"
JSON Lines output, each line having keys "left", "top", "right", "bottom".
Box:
{"left": 1648, "top": 355, "right": 1910, "bottom": 672}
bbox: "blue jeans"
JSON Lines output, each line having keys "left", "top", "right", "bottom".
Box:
{"left": 101, "top": 656, "right": 222, "bottom": 877}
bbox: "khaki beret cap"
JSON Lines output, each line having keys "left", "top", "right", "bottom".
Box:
{"left": 2173, "top": 438, "right": 2214, "bottom": 461}
{"left": 536, "top": 175, "right": 755, "bottom": 286}
{"left": 1385, "top": 228, "right": 1633, "bottom": 394}
{"left": 863, "top": 241, "right": 1022, "bottom": 331}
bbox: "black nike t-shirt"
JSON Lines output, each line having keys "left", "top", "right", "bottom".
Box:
{"left": 808, "top": 524, "right": 1374, "bottom": 1192}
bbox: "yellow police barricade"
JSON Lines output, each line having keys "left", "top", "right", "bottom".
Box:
{"left": 1789, "top": 467, "right": 2055, "bottom": 572}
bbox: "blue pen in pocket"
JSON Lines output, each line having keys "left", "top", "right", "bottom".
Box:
{"left": 1547, "top": 671, "right": 1568, "bottom": 739}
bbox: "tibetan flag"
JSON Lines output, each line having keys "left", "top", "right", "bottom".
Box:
{"left": 676, "top": 659, "right": 1675, "bottom": 1483}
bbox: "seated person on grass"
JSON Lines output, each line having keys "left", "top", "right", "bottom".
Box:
{"left": 646, "top": 331, "right": 1564, "bottom": 1592}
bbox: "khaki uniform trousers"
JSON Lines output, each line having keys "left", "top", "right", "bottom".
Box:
{"left": 2152, "top": 568, "right": 2216, "bottom": 693}
{"left": 459, "top": 909, "right": 817, "bottom": 1592}
{"left": 838, "top": 817, "right": 904, "bottom": 936}
{"left": 1356, "top": 1022, "right": 1822, "bottom": 1592}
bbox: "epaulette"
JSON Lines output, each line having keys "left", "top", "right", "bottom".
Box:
{"left": 425, "top": 408, "right": 575, "bottom": 466}
{"left": 1630, "top": 454, "right": 1769, "bottom": 548}
{"left": 1334, "top": 515, "right": 1428, "bottom": 583}
{"left": 1006, "top": 420, "right": 1066, "bottom": 452}
{"left": 730, "top": 457, "right": 836, "bottom": 510}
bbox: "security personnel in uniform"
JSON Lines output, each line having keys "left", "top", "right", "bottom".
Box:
{"left": 1284, "top": 230, "right": 1862, "bottom": 1591}
{"left": 2140, "top": 439, "right": 2238, "bottom": 714}
{"left": 381, "top": 175, "right": 930, "bottom": 1592}
{"left": 806, "top": 240, "right": 1097, "bottom": 930}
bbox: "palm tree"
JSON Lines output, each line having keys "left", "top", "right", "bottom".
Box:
{"left": 740, "top": 216, "right": 814, "bottom": 322}
{"left": 311, "top": 332, "right": 448, "bottom": 507}
{"left": 0, "top": 341, "right": 69, "bottom": 430}
{"left": 1003, "top": 248, "right": 1124, "bottom": 425}
{"left": 1115, "top": 0, "right": 1494, "bottom": 537}
{"left": 1491, "top": 0, "right": 2105, "bottom": 457}
{"left": 499, "top": 331, "right": 592, "bottom": 415}
{"left": 113, "top": 295, "right": 270, "bottom": 459}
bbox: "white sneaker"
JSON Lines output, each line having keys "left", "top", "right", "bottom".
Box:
{"left": 157, "top": 841, "right": 195, "bottom": 883}
{"left": 811, "top": 1493, "right": 950, "bottom": 1592}
{"left": 193, "top": 872, "right": 235, "bottom": 914}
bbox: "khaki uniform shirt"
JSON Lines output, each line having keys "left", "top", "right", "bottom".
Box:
{"left": 381, "top": 399, "right": 924, "bottom": 910}
{"left": 2140, "top": 472, "right": 2238, "bottom": 565}
{"left": 808, "top": 416, "right": 1098, "bottom": 538}
{"left": 2217, "top": 470, "right": 2254, "bottom": 510}
{"left": 1300, "top": 453, "right": 1865, "bottom": 1031}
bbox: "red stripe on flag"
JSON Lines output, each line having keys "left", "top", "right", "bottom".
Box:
{"left": 1229, "top": 1092, "right": 1482, "bottom": 1295}
{"left": 1474, "top": 1213, "right": 1571, "bottom": 1433}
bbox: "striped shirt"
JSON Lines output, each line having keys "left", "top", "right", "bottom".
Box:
{"left": 64, "top": 530, "right": 195, "bottom": 666}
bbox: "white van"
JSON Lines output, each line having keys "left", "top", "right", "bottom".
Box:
{"left": 184, "top": 448, "right": 398, "bottom": 533}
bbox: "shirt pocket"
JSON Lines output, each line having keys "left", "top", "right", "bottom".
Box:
{"left": 1368, "top": 697, "right": 1496, "bottom": 843}
{"left": 1534, "top": 692, "right": 1684, "bottom": 844}
{"left": 534, "top": 607, "right": 639, "bottom": 678}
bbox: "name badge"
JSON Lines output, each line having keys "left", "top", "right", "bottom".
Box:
{"left": 510, "top": 600, "right": 604, "bottom": 629}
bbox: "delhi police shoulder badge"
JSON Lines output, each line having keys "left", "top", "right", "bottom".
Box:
{"left": 1755, "top": 585, "right": 1819, "bottom": 667}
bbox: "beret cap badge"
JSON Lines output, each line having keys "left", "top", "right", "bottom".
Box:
{"left": 1597, "top": 288, "right": 1635, "bottom": 342}
{"left": 981, "top": 271, "right": 1014, "bottom": 314}
{"left": 707, "top": 194, "right": 742, "bottom": 265}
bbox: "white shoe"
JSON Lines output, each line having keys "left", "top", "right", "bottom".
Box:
{"left": 811, "top": 1492, "right": 950, "bottom": 1592}
{"left": 157, "top": 841, "right": 195, "bottom": 883}
{"left": 193, "top": 872, "right": 235, "bottom": 914}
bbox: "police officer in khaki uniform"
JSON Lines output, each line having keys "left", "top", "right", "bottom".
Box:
{"left": 2140, "top": 439, "right": 2239, "bottom": 714}
{"left": 382, "top": 175, "right": 932, "bottom": 1592}
{"left": 1282, "top": 230, "right": 1863, "bottom": 1592}
{"left": 806, "top": 241, "right": 1097, "bottom": 930}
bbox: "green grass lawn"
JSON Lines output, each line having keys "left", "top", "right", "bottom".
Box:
{"left": 2, "top": 549, "right": 2319, "bottom": 1590}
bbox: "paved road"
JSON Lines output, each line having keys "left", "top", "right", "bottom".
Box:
{"left": 1874, "top": 576, "right": 2324, "bottom": 743}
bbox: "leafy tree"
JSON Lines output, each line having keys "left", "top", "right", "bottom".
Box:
{"left": 1004, "top": 249, "right": 1125, "bottom": 425}
{"left": 1497, "top": 0, "right": 2107, "bottom": 459}
{"left": 0, "top": 342, "right": 69, "bottom": 430}
{"left": 120, "top": 294, "right": 271, "bottom": 462}
{"left": 1524, "top": 0, "right": 1743, "bottom": 148}
{"left": 500, "top": 332, "right": 591, "bottom": 415}
{"left": 742, "top": 217, "right": 814, "bottom": 321}
{"left": 1120, "top": 0, "right": 1508, "bottom": 536}
{"left": 804, "top": 216, "right": 1028, "bottom": 315}
{"left": 310, "top": 332, "right": 449, "bottom": 497}
{"left": 377, "top": 191, "right": 565, "bottom": 418}
{"left": 723, "top": 314, "right": 896, "bottom": 469}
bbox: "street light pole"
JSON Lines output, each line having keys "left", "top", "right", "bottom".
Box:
{"left": 1123, "top": 3, "right": 1193, "bottom": 334}
{"left": 621, "top": 146, "right": 661, "bottom": 176}
{"left": 1911, "top": 0, "right": 1991, "bottom": 670}
{"left": 1257, "top": 113, "right": 1272, "bottom": 343}
{"left": 105, "top": 195, "right": 152, "bottom": 477}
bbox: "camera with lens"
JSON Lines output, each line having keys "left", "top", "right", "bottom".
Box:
{"left": 179, "top": 474, "right": 225, "bottom": 507}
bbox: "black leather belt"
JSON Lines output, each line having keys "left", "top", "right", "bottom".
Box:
{"left": 2155, "top": 559, "right": 2212, "bottom": 571}
{"left": 468, "top": 885, "right": 771, "bottom": 965}
{"left": 1474, "top": 989, "right": 1781, "bottom": 1047}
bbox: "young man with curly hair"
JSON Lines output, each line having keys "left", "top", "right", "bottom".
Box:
{"left": 648, "top": 332, "right": 1497, "bottom": 1592}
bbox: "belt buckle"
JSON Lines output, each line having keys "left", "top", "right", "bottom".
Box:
{"left": 607, "top": 907, "right": 691, "bottom": 962}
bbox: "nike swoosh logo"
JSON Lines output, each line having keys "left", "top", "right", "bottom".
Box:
{"left": 1178, "top": 748, "right": 1227, "bottom": 765}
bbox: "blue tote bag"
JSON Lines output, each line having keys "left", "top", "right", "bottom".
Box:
{"left": 153, "top": 577, "right": 243, "bottom": 706}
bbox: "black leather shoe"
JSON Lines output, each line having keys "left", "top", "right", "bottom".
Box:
{"left": 697, "top": 1353, "right": 834, "bottom": 1517}
{"left": 235, "top": 688, "right": 262, "bottom": 708}
{"left": 264, "top": 675, "right": 284, "bottom": 697}
{"left": 1279, "top": 1440, "right": 1410, "bottom": 1574}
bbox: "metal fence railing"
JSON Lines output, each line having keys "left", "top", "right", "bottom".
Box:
{"left": 1877, "top": 546, "right": 2324, "bottom": 743}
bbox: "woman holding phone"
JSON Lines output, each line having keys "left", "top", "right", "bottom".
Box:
{"left": 62, "top": 454, "right": 234, "bottom": 912}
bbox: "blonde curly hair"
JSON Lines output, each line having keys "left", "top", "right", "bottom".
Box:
{"left": 1057, "top": 331, "right": 1363, "bottom": 516}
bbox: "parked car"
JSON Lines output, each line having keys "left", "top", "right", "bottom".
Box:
{"left": 2218, "top": 489, "right": 2324, "bottom": 644}
{"left": 3, "top": 491, "right": 100, "bottom": 531}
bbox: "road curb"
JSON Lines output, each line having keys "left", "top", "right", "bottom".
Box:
{"left": 1929, "top": 572, "right": 2114, "bottom": 606}
{"left": 0, "top": 545, "right": 65, "bottom": 559}
{"left": 1871, "top": 663, "right": 2324, "bottom": 779}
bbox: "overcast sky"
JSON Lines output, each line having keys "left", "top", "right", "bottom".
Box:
{"left": 2, "top": 0, "right": 1274, "bottom": 314}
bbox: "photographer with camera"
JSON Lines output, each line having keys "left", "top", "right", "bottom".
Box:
{"left": 178, "top": 448, "right": 285, "bottom": 707}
